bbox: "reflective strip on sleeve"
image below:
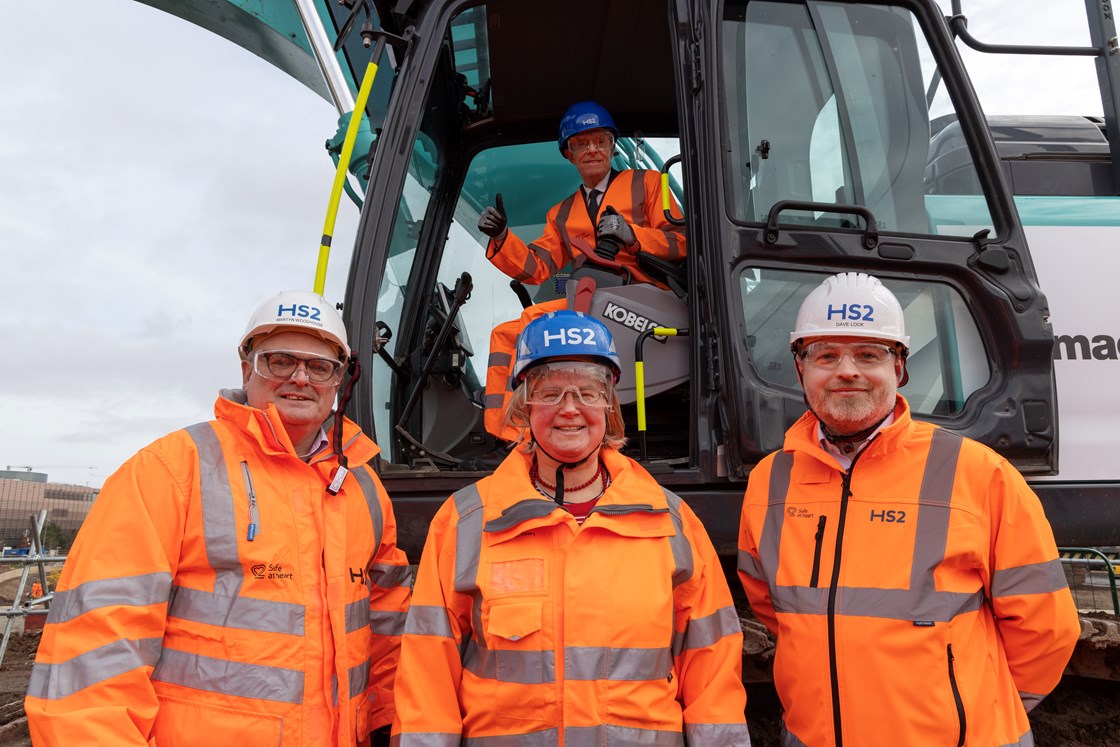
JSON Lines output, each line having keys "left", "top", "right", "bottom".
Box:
{"left": 737, "top": 549, "right": 765, "bottom": 583}
{"left": 488, "top": 351, "right": 511, "bottom": 368}
{"left": 353, "top": 465, "right": 385, "bottom": 553}
{"left": 27, "top": 637, "right": 162, "bottom": 700}
{"left": 675, "top": 605, "right": 741, "bottom": 652}
{"left": 485, "top": 393, "right": 506, "bottom": 409}
{"left": 345, "top": 596, "right": 371, "bottom": 633}
{"left": 684, "top": 722, "right": 752, "bottom": 747}
{"left": 462, "top": 728, "right": 559, "bottom": 747}
{"left": 370, "top": 609, "right": 408, "bottom": 636}
{"left": 152, "top": 648, "right": 304, "bottom": 704}
{"left": 48, "top": 572, "right": 172, "bottom": 624}
{"left": 566, "top": 724, "right": 684, "bottom": 747}
{"left": 404, "top": 604, "right": 455, "bottom": 638}
{"left": 168, "top": 585, "right": 305, "bottom": 635}
{"left": 991, "top": 559, "right": 1069, "bottom": 598}
{"left": 370, "top": 562, "right": 413, "bottom": 589}
{"left": 1020, "top": 690, "right": 1046, "bottom": 712}
{"left": 484, "top": 499, "right": 558, "bottom": 533}
{"left": 394, "top": 734, "right": 466, "bottom": 747}
{"left": 663, "top": 490, "right": 694, "bottom": 587}
{"left": 565, "top": 646, "right": 672, "bottom": 681}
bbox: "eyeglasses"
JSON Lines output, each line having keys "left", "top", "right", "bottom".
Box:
{"left": 799, "top": 342, "right": 896, "bottom": 370}
{"left": 253, "top": 350, "right": 344, "bottom": 384}
{"left": 567, "top": 132, "right": 614, "bottom": 154}
{"left": 526, "top": 384, "right": 612, "bottom": 408}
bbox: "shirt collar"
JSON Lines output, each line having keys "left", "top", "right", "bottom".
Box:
{"left": 816, "top": 412, "right": 895, "bottom": 469}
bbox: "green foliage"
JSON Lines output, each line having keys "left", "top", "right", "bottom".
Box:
{"left": 40, "top": 522, "right": 76, "bottom": 554}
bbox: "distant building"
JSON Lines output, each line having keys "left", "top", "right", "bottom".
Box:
{"left": 0, "top": 472, "right": 98, "bottom": 552}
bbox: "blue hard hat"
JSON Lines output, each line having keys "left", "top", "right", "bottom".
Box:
{"left": 513, "top": 310, "right": 622, "bottom": 385}
{"left": 558, "top": 101, "right": 619, "bottom": 155}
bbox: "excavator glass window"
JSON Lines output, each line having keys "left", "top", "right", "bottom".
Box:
{"left": 722, "top": 0, "right": 995, "bottom": 237}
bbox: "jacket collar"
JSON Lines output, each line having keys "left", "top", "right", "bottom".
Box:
{"left": 785, "top": 395, "right": 914, "bottom": 469}
{"left": 214, "top": 389, "right": 379, "bottom": 466}
{"left": 480, "top": 447, "right": 675, "bottom": 539}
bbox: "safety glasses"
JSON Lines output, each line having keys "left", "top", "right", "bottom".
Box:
{"left": 525, "top": 361, "right": 613, "bottom": 408}
{"left": 799, "top": 342, "right": 896, "bottom": 370}
{"left": 567, "top": 132, "right": 614, "bottom": 154}
{"left": 253, "top": 350, "right": 344, "bottom": 384}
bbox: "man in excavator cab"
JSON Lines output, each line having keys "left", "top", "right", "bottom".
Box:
{"left": 477, "top": 100, "right": 687, "bottom": 440}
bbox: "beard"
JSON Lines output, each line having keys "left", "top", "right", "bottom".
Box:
{"left": 807, "top": 383, "right": 896, "bottom": 436}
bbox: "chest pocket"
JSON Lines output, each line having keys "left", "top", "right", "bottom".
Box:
{"left": 487, "top": 602, "right": 542, "bottom": 641}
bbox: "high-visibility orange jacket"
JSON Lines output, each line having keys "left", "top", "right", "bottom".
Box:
{"left": 486, "top": 169, "right": 685, "bottom": 287}
{"left": 393, "top": 447, "right": 751, "bottom": 746}
{"left": 737, "top": 397, "right": 1079, "bottom": 747}
{"left": 26, "top": 391, "right": 412, "bottom": 746}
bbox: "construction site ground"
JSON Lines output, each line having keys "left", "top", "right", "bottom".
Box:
{"left": 1, "top": 575, "right": 1118, "bottom": 744}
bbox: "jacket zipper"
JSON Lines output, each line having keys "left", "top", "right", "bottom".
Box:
{"left": 810, "top": 515, "right": 827, "bottom": 588}
{"left": 240, "top": 462, "right": 260, "bottom": 541}
{"left": 947, "top": 644, "right": 966, "bottom": 746}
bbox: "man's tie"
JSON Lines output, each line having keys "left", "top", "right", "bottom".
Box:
{"left": 586, "top": 188, "right": 602, "bottom": 217}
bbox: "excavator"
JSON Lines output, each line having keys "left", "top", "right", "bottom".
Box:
{"left": 137, "top": 0, "right": 1120, "bottom": 679}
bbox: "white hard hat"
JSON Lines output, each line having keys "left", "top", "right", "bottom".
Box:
{"left": 790, "top": 273, "right": 909, "bottom": 350}
{"left": 239, "top": 290, "right": 350, "bottom": 361}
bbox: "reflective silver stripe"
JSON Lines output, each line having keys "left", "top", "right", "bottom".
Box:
{"left": 484, "top": 498, "right": 557, "bottom": 533}
{"left": 185, "top": 423, "right": 243, "bottom": 596}
{"left": 463, "top": 728, "right": 558, "bottom": 747}
{"left": 152, "top": 648, "right": 304, "bottom": 704}
{"left": 565, "top": 646, "right": 672, "bottom": 681}
{"left": 452, "top": 484, "right": 484, "bottom": 594}
{"left": 488, "top": 351, "right": 511, "bottom": 368}
{"left": 1003, "top": 731, "right": 1035, "bottom": 747}
{"left": 527, "top": 241, "right": 560, "bottom": 278}
{"left": 663, "top": 490, "right": 694, "bottom": 587}
{"left": 348, "top": 658, "right": 371, "bottom": 699}
{"left": 554, "top": 195, "right": 577, "bottom": 267}
{"left": 629, "top": 171, "right": 649, "bottom": 228}
{"left": 737, "top": 549, "right": 765, "bottom": 583}
{"left": 1020, "top": 690, "right": 1046, "bottom": 712}
{"left": 395, "top": 734, "right": 464, "bottom": 747}
{"left": 910, "top": 429, "right": 963, "bottom": 596}
{"left": 992, "top": 559, "right": 1068, "bottom": 598}
{"left": 353, "top": 465, "right": 385, "bottom": 554}
{"left": 758, "top": 452, "right": 794, "bottom": 577}
{"left": 370, "top": 562, "right": 413, "bottom": 589}
{"left": 27, "top": 637, "right": 162, "bottom": 700}
{"left": 405, "top": 604, "right": 455, "bottom": 638}
{"left": 677, "top": 605, "right": 740, "bottom": 652}
{"left": 168, "top": 585, "right": 305, "bottom": 635}
{"left": 463, "top": 637, "right": 555, "bottom": 685}
{"left": 48, "top": 572, "right": 172, "bottom": 624}
{"left": 485, "top": 393, "right": 506, "bottom": 409}
{"left": 781, "top": 721, "right": 809, "bottom": 747}
{"left": 769, "top": 584, "right": 984, "bottom": 622}
{"left": 346, "top": 596, "right": 371, "bottom": 633}
{"left": 566, "top": 724, "right": 684, "bottom": 747}
{"left": 371, "top": 609, "right": 408, "bottom": 636}
{"left": 684, "top": 722, "right": 752, "bottom": 746}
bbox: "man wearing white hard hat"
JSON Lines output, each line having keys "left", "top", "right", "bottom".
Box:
{"left": 736, "top": 272, "right": 1078, "bottom": 747}
{"left": 27, "top": 291, "right": 411, "bottom": 747}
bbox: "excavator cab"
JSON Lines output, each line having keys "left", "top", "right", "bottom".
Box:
{"left": 327, "top": 0, "right": 1069, "bottom": 550}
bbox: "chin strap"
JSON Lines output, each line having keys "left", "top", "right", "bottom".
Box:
{"left": 528, "top": 427, "right": 597, "bottom": 506}
{"left": 327, "top": 354, "right": 361, "bottom": 495}
{"left": 810, "top": 400, "right": 891, "bottom": 455}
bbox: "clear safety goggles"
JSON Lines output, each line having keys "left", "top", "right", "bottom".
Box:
{"left": 567, "top": 131, "right": 614, "bottom": 154}
{"left": 253, "top": 350, "right": 344, "bottom": 384}
{"left": 799, "top": 342, "right": 897, "bottom": 370}
{"left": 525, "top": 361, "right": 613, "bottom": 408}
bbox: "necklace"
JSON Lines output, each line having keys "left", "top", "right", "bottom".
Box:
{"left": 531, "top": 458, "right": 603, "bottom": 493}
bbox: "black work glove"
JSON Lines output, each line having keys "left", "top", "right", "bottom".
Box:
{"left": 478, "top": 193, "right": 508, "bottom": 240}
{"left": 596, "top": 205, "right": 636, "bottom": 249}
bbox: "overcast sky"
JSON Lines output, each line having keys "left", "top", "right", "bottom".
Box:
{"left": 0, "top": 0, "right": 1105, "bottom": 487}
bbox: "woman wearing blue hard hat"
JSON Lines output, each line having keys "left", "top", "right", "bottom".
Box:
{"left": 394, "top": 310, "right": 751, "bottom": 746}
